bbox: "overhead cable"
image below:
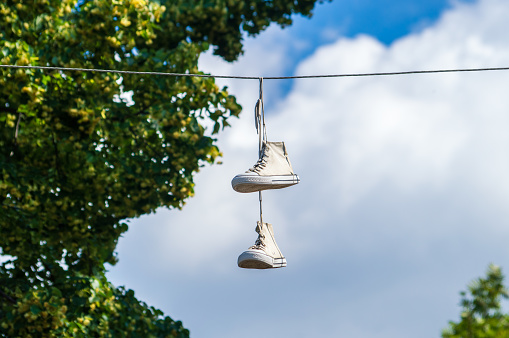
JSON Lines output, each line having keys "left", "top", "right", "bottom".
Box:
{"left": 0, "top": 64, "right": 259, "bottom": 79}
{"left": 2, "top": 64, "right": 509, "bottom": 80}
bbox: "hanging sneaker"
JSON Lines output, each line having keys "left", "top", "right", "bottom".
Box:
{"left": 238, "top": 221, "right": 287, "bottom": 269}
{"left": 232, "top": 141, "right": 300, "bottom": 193}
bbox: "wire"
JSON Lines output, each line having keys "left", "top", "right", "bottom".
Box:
{"left": 2, "top": 64, "right": 509, "bottom": 80}
{"left": 267, "top": 66, "right": 509, "bottom": 79}
{"left": 0, "top": 64, "right": 259, "bottom": 79}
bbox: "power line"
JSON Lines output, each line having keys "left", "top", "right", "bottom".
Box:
{"left": 266, "top": 66, "right": 509, "bottom": 79}
{"left": 2, "top": 64, "right": 509, "bottom": 80}
{"left": 0, "top": 64, "right": 259, "bottom": 79}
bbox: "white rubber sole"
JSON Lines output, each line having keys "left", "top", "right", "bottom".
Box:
{"left": 232, "top": 174, "right": 300, "bottom": 193}
{"left": 237, "top": 250, "right": 287, "bottom": 269}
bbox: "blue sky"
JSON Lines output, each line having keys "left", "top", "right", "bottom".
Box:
{"left": 239, "top": 0, "right": 477, "bottom": 105}
{"left": 252, "top": 0, "right": 475, "bottom": 75}
{"left": 107, "top": 0, "right": 509, "bottom": 337}
{"left": 300, "top": 0, "right": 475, "bottom": 44}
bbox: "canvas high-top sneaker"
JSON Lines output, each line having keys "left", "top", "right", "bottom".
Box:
{"left": 238, "top": 221, "right": 287, "bottom": 269}
{"left": 232, "top": 141, "right": 300, "bottom": 193}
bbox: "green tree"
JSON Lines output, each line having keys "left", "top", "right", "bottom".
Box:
{"left": 0, "top": 0, "right": 327, "bottom": 336}
{"left": 442, "top": 264, "right": 509, "bottom": 338}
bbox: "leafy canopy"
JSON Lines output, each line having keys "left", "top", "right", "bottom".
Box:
{"left": 0, "top": 0, "right": 327, "bottom": 336}
{"left": 442, "top": 264, "right": 509, "bottom": 338}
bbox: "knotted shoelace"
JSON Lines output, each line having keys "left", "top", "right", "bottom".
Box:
{"left": 249, "top": 222, "right": 266, "bottom": 250}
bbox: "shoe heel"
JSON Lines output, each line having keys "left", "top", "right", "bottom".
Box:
{"left": 273, "top": 257, "right": 287, "bottom": 268}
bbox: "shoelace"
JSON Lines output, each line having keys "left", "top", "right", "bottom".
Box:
{"left": 249, "top": 223, "right": 266, "bottom": 249}
{"left": 247, "top": 156, "right": 267, "bottom": 174}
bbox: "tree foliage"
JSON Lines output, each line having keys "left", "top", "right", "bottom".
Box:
{"left": 442, "top": 264, "right": 509, "bottom": 338}
{"left": 0, "top": 0, "right": 326, "bottom": 336}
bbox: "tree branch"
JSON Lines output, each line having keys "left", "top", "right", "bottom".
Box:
{"left": 0, "top": 107, "right": 18, "bottom": 114}
{"left": 1, "top": 204, "right": 23, "bottom": 211}
{"left": 0, "top": 289, "right": 16, "bottom": 305}
{"left": 52, "top": 132, "right": 64, "bottom": 179}
{"left": 9, "top": 112, "right": 23, "bottom": 157}
{"left": 110, "top": 110, "right": 149, "bottom": 122}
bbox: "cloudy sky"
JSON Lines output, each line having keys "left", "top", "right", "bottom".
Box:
{"left": 107, "top": 0, "right": 509, "bottom": 337}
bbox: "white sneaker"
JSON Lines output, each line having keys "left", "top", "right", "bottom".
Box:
{"left": 232, "top": 141, "right": 300, "bottom": 193}
{"left": 238, "top": 221, "right": 287, "bottom": 269}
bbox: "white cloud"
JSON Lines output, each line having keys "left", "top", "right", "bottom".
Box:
{"left": 108, "top": 0, "right": 509, "bottom": 337}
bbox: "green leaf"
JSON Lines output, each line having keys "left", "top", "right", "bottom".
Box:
{"left": 30, "top": 305, "right": 41, "bottom": 315}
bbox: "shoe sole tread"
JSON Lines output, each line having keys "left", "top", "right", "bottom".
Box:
{"left": 232, "top": 174, "right": 300, "bottom": 193}
{"left": 237, "top": 251, "right": 286, "bottom": 269}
